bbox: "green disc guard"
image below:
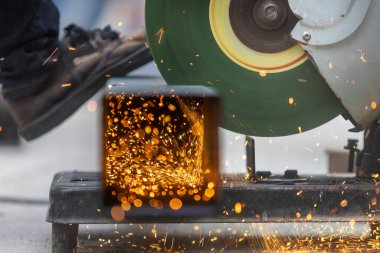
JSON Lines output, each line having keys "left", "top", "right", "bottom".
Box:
{"left": 145, "top": 0, "right": 344, "bottom": 137}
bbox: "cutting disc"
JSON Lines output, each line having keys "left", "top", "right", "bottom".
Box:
{"left": 145, "top": 0, "right": 344, "bottom": 136}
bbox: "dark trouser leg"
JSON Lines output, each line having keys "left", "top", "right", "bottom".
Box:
{"left": 0, "top": 0, "right": 59, "bottom": 100}
{"left": 52, "top": 223, "right": 78, "bottom": 253}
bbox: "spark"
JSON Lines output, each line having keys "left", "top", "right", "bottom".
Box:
{"left": 61, "top": 83, "right": 72, "bottom": 88}
{"left": 80, "top": 220, "right": 379, "bottom": 251}
{"left": 133, "top": 199, "right": 142, "bottom": 208}
{"left": 156, "top": 27, "right": 165, "bottom": 44}
{"left": 259, "top": 70, "right": 267, "bottom": 77}
{"left": 42, "top": 47, "right": 58, "bottom": 66}
{"left": 121, "top": 201, "right": 131, "bottom": 211}
{"left": 110, "top": 205, "right": 125, "bottom": 221}
{"left": 340, "top": 199, "right": 348, "bottom": 208}
{"left": 297, "top": 78, "right": 307, "bottom": 83}
{"left": 235, "top": 202, "right": 242, "bottom": 214}
{"left": 169, "top": 198, "right": 183, "bottom": 210}
{"left": 358, "top": 49, "right": 368, "bottom": 63}
{"left": 105, "top": 93, "right": 215, "bottom": 213}
{"left": 87, "top": 100, "right": 98, "bottom": 112}
{"left": 371, "top": 101, "right": 377, "bottom": 110}
{"left": 304, "top": 147, "right": 312, "bottom": 153}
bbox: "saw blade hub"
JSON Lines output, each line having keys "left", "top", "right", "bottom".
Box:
{"left": 230, "top": 0, "right": 298, "bottom": 53}
{"left": 253, "top": 0, "right": 286, "bottom": 30}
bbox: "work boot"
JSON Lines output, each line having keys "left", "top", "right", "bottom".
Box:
{"left": 5, "top": 24, "right": 152, "bottom": 141}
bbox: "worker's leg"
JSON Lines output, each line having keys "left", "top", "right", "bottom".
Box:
{"left": 0, "top": 0, "right": 152, "bottom": 141}
{"left": 0, "top": 0, "right": 59, "bottom": 100}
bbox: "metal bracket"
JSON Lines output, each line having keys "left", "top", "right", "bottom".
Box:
{"left": 289, "top": 0, "right": 371, "bottom": 46}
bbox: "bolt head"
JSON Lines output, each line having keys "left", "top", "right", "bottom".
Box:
{"left": 302, "top": 32, "right": 311, "bottom": 41}
{"left": 264, "top": 4, "right": 279, "bottom": 20}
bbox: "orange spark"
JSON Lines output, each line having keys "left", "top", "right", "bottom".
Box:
{"left": 43, "top": 47, "right": 59, "bottom": 66}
